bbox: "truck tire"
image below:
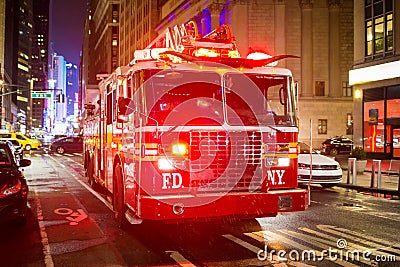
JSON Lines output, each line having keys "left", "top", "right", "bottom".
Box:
{"left": 87, "top": 157, "right": 94, "bottom": 187}
{"left": 114, "top": 163, "right": 128, "bottom": 228}
{"left": 329, "top": 148, "right": 338, "bottom": 156}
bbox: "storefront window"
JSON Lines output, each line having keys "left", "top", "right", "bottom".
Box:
{"left": 363, "top": 100, "right": 384, "bottom": 152}
{"left": 363, "top": 86, "right": 400, "bottom": 158}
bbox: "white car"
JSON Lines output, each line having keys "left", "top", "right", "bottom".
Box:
{"left": 298, "top": 142, "right": 342, "bottom": 188}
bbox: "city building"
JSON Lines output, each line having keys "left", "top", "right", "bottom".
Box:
{"left": 119, "top": 0, "right": 160, "bottom": 66}
{"left": 80, "top": 0, "right": 121, "bottom": 114}
{"left": 66, "top": 63, "right": 78, "bottom": 117}
{"left": 350, "top": 0, "right": 399, "bottom": 159}
{"left": 48, "top": 53, "right": 66, "bottom": 133}
{"left": 1, "top": 0, "right": 34, "bottom": 133}
{"left": 31, "top": 0, "right": 50, "bottom": 131}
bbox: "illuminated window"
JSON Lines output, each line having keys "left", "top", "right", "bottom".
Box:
{"left": 314, "top": 81, "right": 325, "bottom": 96}
{"left": 318, "top": 119, "right": 327, "bottom": 134}
{"left": 364, "top": 0, "right": 393, "bottom": 59}
{"left": 346, "top": 113, "right": 353, "bottom": 135}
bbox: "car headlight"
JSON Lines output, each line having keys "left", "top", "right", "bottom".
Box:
{"left": 298, "top": 163, "right": 310, "bottom": 169}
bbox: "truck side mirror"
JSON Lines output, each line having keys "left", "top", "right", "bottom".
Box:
{"left": 118, "top": 97, "right": 134, "bottom": 116}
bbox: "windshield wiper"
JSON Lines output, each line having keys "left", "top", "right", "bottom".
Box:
{"left": 160, "top": 125, "right": 180, "bottom": 137}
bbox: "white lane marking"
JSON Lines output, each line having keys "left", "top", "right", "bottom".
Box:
{"left": 320, "top": 226, "right": 400, "bottom": 254}
{"left": 278, "top": 229, "right": 365, "bottom": 267}
{"left": 222, "top": 234, "right": 288, "bottom": 266}
{"left": 33, "top": 191, "right": 54, "bottom": 267}
{"left": 246, "top": 231, "right": 316, "bottom": 252}
{"left": 301, "top": 226, "right": 392, "bottom": 265}
{"left": 47, "top": 154, "right": 113, "bottom": 210}
{"left": 166, "top": 251, "right": 196, "bottom": 267}
{"left": 315, "top": 225, "right": 400, "bottom": 255}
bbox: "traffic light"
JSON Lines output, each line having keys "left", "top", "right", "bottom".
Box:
{"left": 56, "top": 94, "right": 65, "bottom": 103}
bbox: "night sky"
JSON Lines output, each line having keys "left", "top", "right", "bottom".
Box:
{"left": 50, "top": 0, "right": 87, "bottom": 65}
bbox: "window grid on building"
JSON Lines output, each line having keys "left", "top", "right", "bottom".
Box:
{"left": 342, "top": 81, "right": 352, "bottom": 97}
{"left": 365, "top": 0, "right": 393, "bottom": 60}
{"left": 318, "top": 119, "right": 328, "bottom": 134}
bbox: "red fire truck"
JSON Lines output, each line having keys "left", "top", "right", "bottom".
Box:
{"left": 83, "top": 23, "right": 308, "bottom": 227}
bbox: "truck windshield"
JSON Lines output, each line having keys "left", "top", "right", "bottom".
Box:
{"left": 224, "top": 72, "right": 296, "bottom": 126}
{"left": 143, "top": 71, "right": 223, "bottom": 126}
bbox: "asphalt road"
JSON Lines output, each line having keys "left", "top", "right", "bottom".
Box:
{"left": 0, "top": 150, "right": 399, "bottom": 267}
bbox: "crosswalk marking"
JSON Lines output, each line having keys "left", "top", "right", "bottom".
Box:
{"left": 278, "top": 229, "right": 368, "bottom": 266}
{"left": 251, "top": 230, "right": 359, "bottom": 267}
{"left": 23, "top": 152, "right": 83, "bottom": 157}
{"left": 222, "top": 234, "right": 289, "bottom": 266}
{"left": 316, "top": 225, "right": 400, "bottom": 256}
{"left": 320, "top": 226, "right": 400, "bottom": 255}
{"left": 224, "top": 225, "right": 398, "bottom": 266}
{"left": 166, "top": 250, "right": 196, "bottom": 267}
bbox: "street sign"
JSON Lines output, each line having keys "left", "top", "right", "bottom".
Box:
{"left": 32, "top": 92, "right": 52, "bottom": 98}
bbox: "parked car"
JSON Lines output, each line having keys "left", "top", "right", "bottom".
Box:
{"left": 0, "top": 141, "right": 31, "bottom": 225}
{"left": 49, "top": 136, "right": 83, "bottom": 154}
{"left": 321, "top": 136, "right": 353, "bottom": 156}
{"left": 0, "top": 138, "right": 24, "bottom": 159}
{"left": 0, "top": 132, "right": 41, "bottom": 151}
{"left": 298, "top": 142, "right": 342, "bottom": 188}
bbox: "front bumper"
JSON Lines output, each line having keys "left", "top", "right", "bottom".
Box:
{"left": 137, "top": 189, "right": 308, "bottom": 221}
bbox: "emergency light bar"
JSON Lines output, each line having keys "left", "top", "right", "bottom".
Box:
{"left": 134, "top": 48, "right": 171, "bottom": 62}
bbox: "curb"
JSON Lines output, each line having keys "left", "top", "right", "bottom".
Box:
{"left": 336, "top": 183, "right": 400, "bottom": 199}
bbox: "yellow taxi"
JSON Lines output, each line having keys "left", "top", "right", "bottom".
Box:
{"left": 0, "top": 132, "right": 41, "bottom": 150}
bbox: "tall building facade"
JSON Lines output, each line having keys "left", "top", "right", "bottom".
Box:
{"left": 350, "top": 0, "right": 399, "bottom": 159}
{"left": 31, "top": 0, "right": 50, "bottom": 130}
{"left": 119, "top": 0, "right": 160, "bottom": 66}
{"left": 1, "top": 0, "right": 33, "bottom": 133}
{"left": 48, "top": 53, "right": 66, "bottom": 132}
{"left": 80, "top": 0, "right": 120, "bottom": 111}
{"left": 66, "top": 63, "right": 78, "bottom": 117}
{"left": 15, "top": 0, "right": 34, "bottom": 133}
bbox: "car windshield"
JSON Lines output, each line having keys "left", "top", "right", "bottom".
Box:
{"left": 299, "top": 142, "right": 318, "bottom": 154}
{"left": 0, "top": 147, "right": 12, "bottom": 166}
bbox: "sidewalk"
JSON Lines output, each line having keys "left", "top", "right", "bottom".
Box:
{"left": 335, "top": 158, "right": 400, "bottom": 198}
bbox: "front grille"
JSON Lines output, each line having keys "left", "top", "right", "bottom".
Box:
{"left": 189, "top": 131, "right": 262, "bottom": 191}
{"left": 311, "top": 165, "right": 339, "bottom": 170}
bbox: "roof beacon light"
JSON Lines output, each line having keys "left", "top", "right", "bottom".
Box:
{"left": 247, "top": 52, "right": 278, "bottom": 66}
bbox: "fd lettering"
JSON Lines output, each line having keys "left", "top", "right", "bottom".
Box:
{"left": 266, "top": 170, "right": 286, "bottom": 185}
{"left": 162, "top": 173, "right": 183, "bottom": 189}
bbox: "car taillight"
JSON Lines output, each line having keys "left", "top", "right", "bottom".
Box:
{"left": 0, "top": 180, "right": 22, "bottom": 198}
{"left": 323, "top": 143, "right": 331, "bottom": 147}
